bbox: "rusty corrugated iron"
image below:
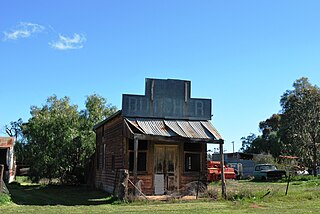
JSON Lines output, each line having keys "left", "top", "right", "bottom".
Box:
{"left": 136, "top": 119, "right": 174, "bottom": 137}
{"left": 164, "top": 120, "right": 188, "bottom": 137}
{"left": 0, "top": 137, "right": 15, "bottom": 148}
{"left": 125, "top": 118, "right": 222, "bottom": 140}
{"left": 200, "top": 121, "right": 223, "bottom": 140}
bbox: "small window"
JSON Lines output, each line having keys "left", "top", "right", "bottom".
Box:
{"left": 97, "top": 144, "right": 103, "bottom": 170}
{"left": 111, "top": 155, "right": 115, "bottom": 171}
{"left": 128, "top": 139, "right": 148, "bottom": 172}
{"left": 255, "top": 166, "right": 261, "bottom": 171}
{"left": 96, "top": 145, "right": 100, "bottom": 170}
{"left": 185, "top": 153, "right": 200, "bottom": 171}
{"left": 103, "top": 144, "right": 106, "bottom": 169}
{"left": 129, "top": 152, "right": 147, "bottom": 171}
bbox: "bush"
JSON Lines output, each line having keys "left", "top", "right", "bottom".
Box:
{"left": 226, "top": 189, "right": 255, "bottom": 201}
{"left": 289, "top": 175, "right": 318, "bottom": 182}
{"left": 205, "top": 189, "right": 218, "bottom": 200}
{"left": 0, "top": 193, "right": 11, "bottom": 205}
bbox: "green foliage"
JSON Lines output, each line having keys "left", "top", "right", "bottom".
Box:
{"left": 253, "top": 154, "right": 276, "bottom": 165}
{"left": 0, "top": 193, "right": 11, "bottom": 205}
{"left": 226, "top": 188, "right": 255, "bottom": 201}
{"left": 241, "top": 77, "right": 320, "bottom": 176}
{"left": 280, "top": 77, "right": 320, "bottom": 175}
{"left": 20, "top": 94, "right": 116, "bottom": 183}
{"left": 241, "top": 115, "right": 283, "bottom": 157}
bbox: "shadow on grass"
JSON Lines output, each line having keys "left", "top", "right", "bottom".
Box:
{"left": 7, "top": 183, "right": 117, "bottom": 206}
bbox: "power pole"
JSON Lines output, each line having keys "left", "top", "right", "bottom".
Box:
{"left": 231, "top": 141, "right": 235, "bottom": 153}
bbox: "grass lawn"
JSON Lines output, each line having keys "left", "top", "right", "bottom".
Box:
{"left": 1, "top": 177, "right": 320, "bottom": 213}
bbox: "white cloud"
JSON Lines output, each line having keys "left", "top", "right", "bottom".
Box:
{"left": 3, "top": 22, "right": 45, "bottom": 40}
{"left": 49, "top": 33, "right": 86, "bottom": 50}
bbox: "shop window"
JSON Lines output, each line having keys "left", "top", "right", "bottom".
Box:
{"left": 129, "top": 152, "right": 147, "bottom": 171}
{"left": 185, "top": 153, "right": 200, "bottom": 172}
{"left": 128, "top": 139, "right": 148, "bottom": 172}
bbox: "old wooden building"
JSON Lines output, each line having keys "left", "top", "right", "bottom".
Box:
{"left": 94, "top": 78, "right": 224, "bottom": 196}
{"left": 0, "top": 137, "right": 16, "bottom": 183}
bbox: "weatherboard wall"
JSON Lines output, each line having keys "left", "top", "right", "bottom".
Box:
{"left": 95, "top": 114, "right": 125, "bottom": 193}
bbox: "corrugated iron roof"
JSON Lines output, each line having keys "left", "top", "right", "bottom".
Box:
{"left": 125, "top": 117, "right": 222, "bottom": 141}
{"left": 136, "top": 119, "right": 174, "bottom": 137}
{"left": 200, "top": 121, "right": 223, "bottom": 140}
{"left": 0, "top": 137, "right": 15, "bottom": 148}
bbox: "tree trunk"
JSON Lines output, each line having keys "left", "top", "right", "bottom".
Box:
{"left": 312, "top": 142, "right": 318, "bottom": 176}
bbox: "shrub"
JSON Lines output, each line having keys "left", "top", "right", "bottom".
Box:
{"left": 205, "top": 189, "right": 218, "bottom": 200}
{"left": 226, "top": 189, "right": 255, "bottom": 201}
{"left": 0, "top": 193, "right": 11, "bottom": 205}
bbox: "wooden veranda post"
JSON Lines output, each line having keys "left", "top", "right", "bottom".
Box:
{"left": 0, "top": 164, "right": 4, "bottom": 192}
{"left": 133, "top": 135, "right": 139, "bottom": 195}
{"left": 219, "top": 141, "right": 227, "bottom": 199}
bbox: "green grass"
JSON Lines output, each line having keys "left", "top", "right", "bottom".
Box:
{"left": 1, "top": 177, "right": 320, "bottom": 213}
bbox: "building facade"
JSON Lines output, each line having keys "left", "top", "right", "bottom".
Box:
{"left": 94, "top": 78, "right": 223, "bottom": 195}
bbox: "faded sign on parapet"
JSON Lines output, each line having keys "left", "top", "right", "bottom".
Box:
{"left": 122, "top": 78, "right": 211, "bottom": 120}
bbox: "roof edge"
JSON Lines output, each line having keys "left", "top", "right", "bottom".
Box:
{"left": 93, "top": 110, "right": 122, "bottom": 130}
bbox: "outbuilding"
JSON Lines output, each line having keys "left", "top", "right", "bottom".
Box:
{"left": 93, "top": 78, "right": 224, "bottom": 196}
{"left": 0, "top": 137, "right": 16, "bottom": 183}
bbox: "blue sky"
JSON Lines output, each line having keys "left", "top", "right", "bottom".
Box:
{"left": 1, "top": 0, "right": 320, "bottom": 152}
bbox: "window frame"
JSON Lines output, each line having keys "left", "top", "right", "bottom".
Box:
{"left": 184, "top": 151, "right": 201, "bottom": 172}
{"left": 128, "top": 140, "right": 148, "bottom": 173}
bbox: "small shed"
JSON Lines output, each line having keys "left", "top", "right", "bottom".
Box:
{"left": 94, "top": 78, "right": 224, "bottom": 196}
{"left": 0, "top": 137, "right": 16, "bottom": 183}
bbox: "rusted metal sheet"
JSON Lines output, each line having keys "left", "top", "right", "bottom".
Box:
{"left": 0, "top": 137, "right": 15, "bottom": 148}
{"left": 164, "top": 120, "right": 188, "bottom": 137}
{"left": 125, "top": 118, "right": 222, "bottom": 140}
{"left": 189, "top": 121, "right": 214, "bottom": 139}
{"left": 201, "top": 121, "right": 223, "bottom": 140}
{"left": 125, "top": 118, "right": 145, "bottom": 134}
{"left": 176, "top": 121, "right": 199, "bottom": 138}
{"left": 136, "top": 119, "right": 174, "bottom": 137}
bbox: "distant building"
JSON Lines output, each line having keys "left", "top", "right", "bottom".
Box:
{"left": 212, "top": 152, "right": 256, "bottom": 178}
{"left": 0, "top": 137, "right": 16, "bottom": 183}
{"left": 93, "top": 78, "right": 223, "bottom": 195}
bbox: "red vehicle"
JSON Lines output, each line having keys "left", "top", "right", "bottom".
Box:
{"left": 207, "top": 161, "right": 236, "bottom": 181}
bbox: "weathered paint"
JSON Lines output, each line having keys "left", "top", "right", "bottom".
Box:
{"left": 122, "top": 79, "right": 212, "bottom": 120}
{"left": 94, "top": 78, "right": 224, "bottom": 196}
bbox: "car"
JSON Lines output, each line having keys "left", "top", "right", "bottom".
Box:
{"left": 253, "top": 164, "right": 286, "bottom": 181}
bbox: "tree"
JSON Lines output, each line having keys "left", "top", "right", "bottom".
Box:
{"left": 23, "top": 95, "right": 80, "bottom": 182}
{"left": 259, "top": 114, "right": 281, "bottom": 138}
{"left": 5, "top": 118, "right": 29, "bottom": 164}
{"left": 280, "top": 77, "right": 320, "bottom": 176}
{"left": 5, "top": 118, "right": 23, "bottom": 139}
{"left": 77, "top": 94, "right": 117, "bottom": 180}
{"left": 22, "top": 94, "right": 117, "bottom": 183}
{"left": 240, "top": 133, "right": 257, "bottom": 152}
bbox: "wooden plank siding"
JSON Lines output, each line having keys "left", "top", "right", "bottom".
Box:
{"left": 95, "top": 114, "right": 125, "bottom": 193}
{"left": 95, "top": 115, "right": 208, "bottom": 195}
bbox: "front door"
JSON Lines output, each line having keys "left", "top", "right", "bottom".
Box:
{"left": 154, "top": 145, "right": 179, "bottom": 195}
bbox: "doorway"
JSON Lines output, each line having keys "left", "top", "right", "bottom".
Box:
{"left": 154, "top": 145, "right": 179, "bottom": 195}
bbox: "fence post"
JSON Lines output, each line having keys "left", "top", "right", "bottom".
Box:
{"left": 219, "top": 142, "right": 227, "bottom": 199}
{"left": 115, "top": 169, "right": 129, "bottom": 200}
{"left": 0, "top": 164, "right": 4, "bottom": 192}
